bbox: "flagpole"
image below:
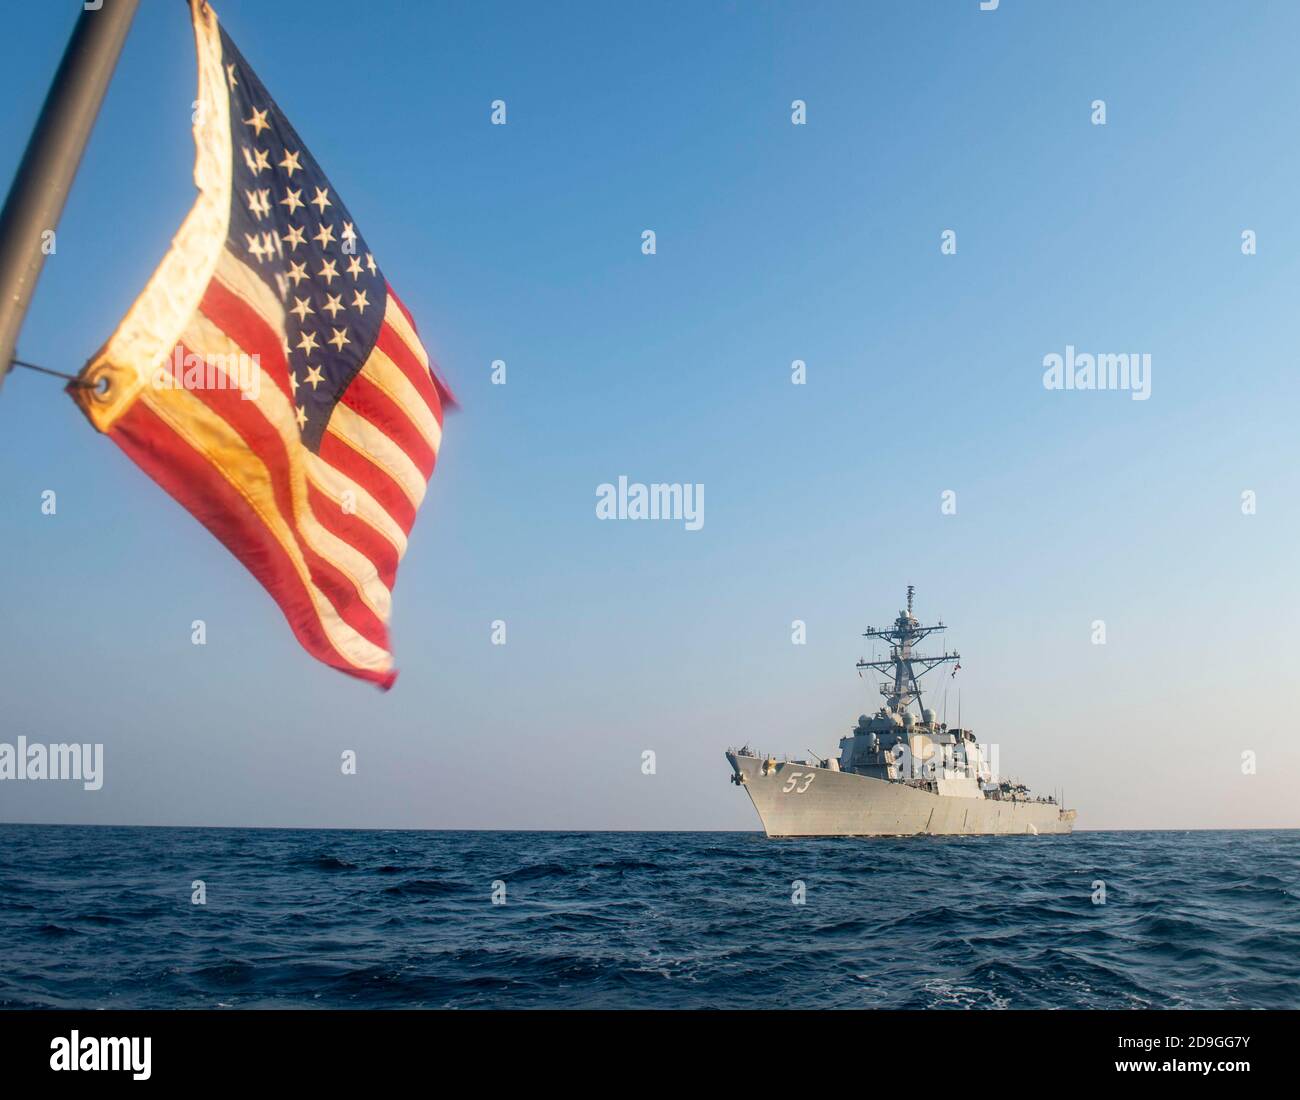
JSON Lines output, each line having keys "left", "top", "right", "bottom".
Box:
{"left": 0, "top": 0, "right": 139, "bottom": 394}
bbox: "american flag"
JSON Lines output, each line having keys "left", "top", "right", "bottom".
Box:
{"left": 70, "top": 0, "right": 452, "bottom": 688}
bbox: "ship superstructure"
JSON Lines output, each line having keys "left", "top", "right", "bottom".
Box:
{"left": 726, "top": 588, "right": 1075, "bottom": 836}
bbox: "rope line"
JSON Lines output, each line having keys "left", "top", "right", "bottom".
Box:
{"left": 7, "top": 358, "right": 92, "bottom": 386}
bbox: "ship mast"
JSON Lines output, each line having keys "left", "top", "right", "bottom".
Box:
{"left": 856, "top": 586, "right": 960, "bottom": 716}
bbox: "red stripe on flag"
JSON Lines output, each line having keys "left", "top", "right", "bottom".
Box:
{"left": 108, "top": 399, "right": 395, "bottom": 688}
{"left": 384, "top": 284, "right": 456, "bottom": 410}
{"left": 175, "top": 343, "right": 392, "bottom": 651}
{"left": 317, "top": 430, "right": 418, "bottom": 533}
{"left": 199, "top": 280, "right": 292, "bottom": 402}
{"left": 339, "top": 371, "right": 437, "bottom": 479}
{"left": 386, "top": 284, "right": 419, "bottom": 333}
{"left": 307, "top": 481, "right": 399, "bottom": 590}
{"left": 374, "top": 323, "right": 444, "bottom": 427}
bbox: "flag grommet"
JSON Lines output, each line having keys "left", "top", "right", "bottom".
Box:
{"left": 71, "top": 358, "right": 135, "bottom": 430}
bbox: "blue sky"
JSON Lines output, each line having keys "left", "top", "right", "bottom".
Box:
{"left": 2, "top": 0, "right": 1298, "bottom": 830}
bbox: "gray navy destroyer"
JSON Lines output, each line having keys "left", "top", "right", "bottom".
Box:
{"left": 727, "top": 588, "right": 1076, "bottom": 837}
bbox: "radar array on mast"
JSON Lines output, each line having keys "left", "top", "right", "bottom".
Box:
{"left": 856, "top": 585, "right": 960, "bottom": 713}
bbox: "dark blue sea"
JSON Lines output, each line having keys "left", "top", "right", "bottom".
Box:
{"left": 0, "top": 826, "right": 1296, "bottom": 1010}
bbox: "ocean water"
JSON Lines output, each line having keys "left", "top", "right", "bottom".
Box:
{"left": 0, "top": 825, "right": 1296, "bottom": 1010}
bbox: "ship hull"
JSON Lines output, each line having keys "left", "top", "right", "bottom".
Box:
{"left": 727, "top": 752, "right": 1074, "bottom": 837}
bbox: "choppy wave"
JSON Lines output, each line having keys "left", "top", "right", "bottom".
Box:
{"left": 0, "top": 826, "right": 1296, "bottom": 1009}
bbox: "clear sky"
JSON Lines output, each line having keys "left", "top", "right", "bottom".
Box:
{"left": 2, "top": 0, "right": 1298, "bottom": 831}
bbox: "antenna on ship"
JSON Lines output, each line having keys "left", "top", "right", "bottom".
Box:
{"left": 856, "top": 587, "right": 960, "bottom": 719}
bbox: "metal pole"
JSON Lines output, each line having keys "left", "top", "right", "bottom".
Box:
{"left": 0, "top": 0, "right": 139, "bottom": 393}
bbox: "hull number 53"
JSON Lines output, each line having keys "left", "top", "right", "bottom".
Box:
{"left": 782, "top": 771, "right": 816, "bottom": 794}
